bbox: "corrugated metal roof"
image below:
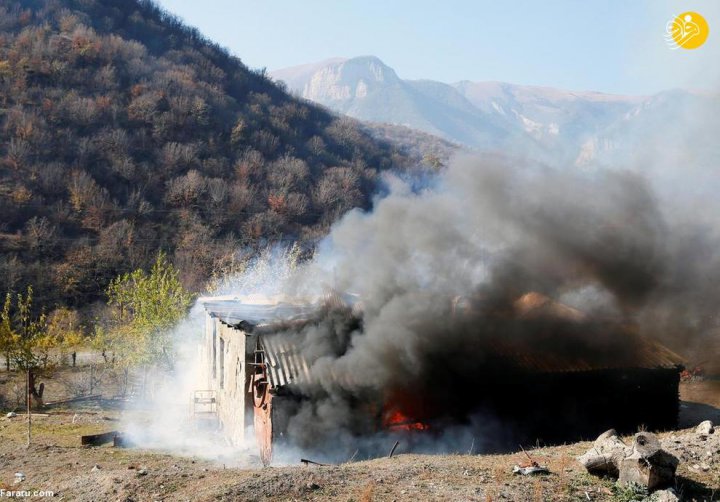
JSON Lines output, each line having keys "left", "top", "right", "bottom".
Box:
{"left": 210, "top": 292, "right": 685, "bottom": 390}
{"left": 496, "top": 292, "right": 686, "bottom": 372}
{"left": 488, "top": 332, "right": 685, "bottom": 373}
{"left": 200, "top": 297, "right": 320, "bottom": 326}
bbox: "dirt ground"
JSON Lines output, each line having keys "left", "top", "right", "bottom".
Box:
{"left": 1, "top": 368, "right": 719, "bottom": 501}
{"left": 680, "top": 380, "right": 720, "bottom": 428}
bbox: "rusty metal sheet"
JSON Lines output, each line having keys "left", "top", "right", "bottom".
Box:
{"left": 252, "top": 360, "right": 273, "bottom": 466}
{"left": 488, "top": 333, "right": 685, "bottom": 374}
{"left": 254, "top": 393, "right": 273, "bottom": 466}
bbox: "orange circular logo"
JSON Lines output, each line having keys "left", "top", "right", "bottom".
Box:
{"left": 666, "top": 12, "right": 709, "bottom": 50}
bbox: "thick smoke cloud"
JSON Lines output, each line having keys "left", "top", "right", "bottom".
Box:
{"left": 266, "top": 147, "right": 720, "bottom": 454}
{"left": 126, "top": 91, "right": 720, "bottom": 463}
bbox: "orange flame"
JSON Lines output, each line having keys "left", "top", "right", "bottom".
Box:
{"left": 383, "top": 409, "right": 430, "bottom": 431}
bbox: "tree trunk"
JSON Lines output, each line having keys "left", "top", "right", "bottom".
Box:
{"left": 5, "top": 353, "right": 9, "bottom": 371}
{"left": 142, "top": 365, "right": 147, "bottom": 400}
{"left": 28, "top": 370, "right": 43, "bottom": 408}
{"left": 123, "top": 367, "right": 129, "bottom": 396}
{"left": 26, "top": 368, "right": 31, "bottom": 448}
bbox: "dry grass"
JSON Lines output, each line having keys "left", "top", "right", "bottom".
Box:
{"left": 359, "top": 481, "right": 375, "bottom": 502}
{"left": 1, "top": 371, "right": 719, "bottom": 501}
{"left": 532, "top": 478, "right": 543, "bottom": 502}
{"left": 1, "top": 415, "right": 718, "bottom": 501}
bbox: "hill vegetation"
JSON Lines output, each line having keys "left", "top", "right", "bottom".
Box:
{"left": 0, "top": 0, "right": 410, "bottom": 316}
{"left": 360, "top": 121, "right": 460, "bottom": 169}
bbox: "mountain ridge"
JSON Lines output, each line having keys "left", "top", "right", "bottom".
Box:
{"left": 271, "top": 56, "right": 718, "bottom": 166}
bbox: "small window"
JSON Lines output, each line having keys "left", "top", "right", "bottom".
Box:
{"left": 236, "top": 358, "right": 242, "bottom": 392}
{"left": 219, "top": 337, "right": 225, "bottom": 389}
{"left": 211, "top": 322, "right": 217, "bottom": 379}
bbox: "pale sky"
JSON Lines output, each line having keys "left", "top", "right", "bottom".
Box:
{"left": 154, "top": 0, "right": 719, "bottom": 95}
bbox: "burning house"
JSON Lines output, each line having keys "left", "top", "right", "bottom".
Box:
{"left": 198, "top": 291, "right": 685, "bottom": 463}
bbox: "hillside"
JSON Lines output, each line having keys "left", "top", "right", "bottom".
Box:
{"left": 0, "top": 1, "right": 409, "bottom": 311}
{"left": 360, "top": 121, "right": 461, "bottom": 169}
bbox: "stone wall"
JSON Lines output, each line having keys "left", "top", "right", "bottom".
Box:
{"left": 204, "top": 316, "right": 254, "bottom": 446}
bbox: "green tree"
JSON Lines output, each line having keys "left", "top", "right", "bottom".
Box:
{"left": 1, "top": 287, "right": 49, "bottom": 446}
{"left": 105, "top": 252, "right": 193, "bottom": 371}
{"left": 11, "top": 287, "right": 49, "bottom": 394}
{"left": 46, "top": 307, "right": 84, "bottom": 366}
{"left": 0, "top": 294, "right": 18, "bottom": 371}
{"left": 2, "top": 288, "right": 72, "bottom": 380}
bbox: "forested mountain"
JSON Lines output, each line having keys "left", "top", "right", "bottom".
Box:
{"left": 360, "top": 122, "right": 460, "bottom": 169}
{"left": 0, "top": 0, "right": 410, "bottom": 311}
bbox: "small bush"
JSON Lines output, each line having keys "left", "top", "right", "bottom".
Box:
{"left": 612, "top": 481, "right": 648, "bottom": 502}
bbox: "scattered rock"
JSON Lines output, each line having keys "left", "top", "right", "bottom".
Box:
{"left": 577, "top": 429, "right": 627, "bottom": 476}
{"left": 696, "top": 420, "right": 714, "bottom": 435}
{"left": 306, "top": 482, "right": 320, "bottom": 490}
{"left": 91, "top": 464, "right": 101, "bottom": 472}
{"left": 137, "top": 468, "right": 148, "bottom": 476}
{"left": 579, "top": 430, "right": 678, "bottom": 492}
{"left": 14, "top": 472, "right": 25, "bottom": 483}
{"left": 6, "top": 412, "right": 17, "bottom": 418}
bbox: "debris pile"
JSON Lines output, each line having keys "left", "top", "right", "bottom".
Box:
{"left": 513, "top": 445, "right": 550, "bottom": 476}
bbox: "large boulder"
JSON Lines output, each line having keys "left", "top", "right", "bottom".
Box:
{"left": 578, "top": 430, "right": 679, "bottom": 492}
{"left": 695, "top": 420, "right": 714, "bottom": 436}
{"left": 577, "top": 429, "right": 627, "bottom": 476}
{"left": 617, "top": 433, "right": 679, "bottom": 491}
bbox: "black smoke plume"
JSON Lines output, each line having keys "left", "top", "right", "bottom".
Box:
{"left": 264, "top": 153, "right": 720, "bottom": 456}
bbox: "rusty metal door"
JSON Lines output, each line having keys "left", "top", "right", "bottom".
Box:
{"left": 252, "top": 344, "right": 273, "bottom": 466}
